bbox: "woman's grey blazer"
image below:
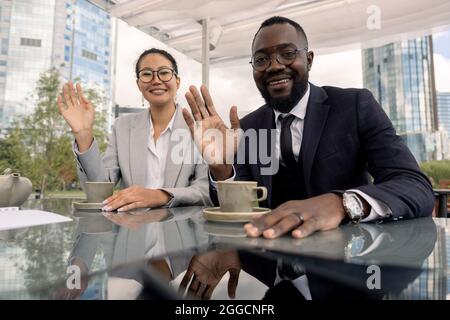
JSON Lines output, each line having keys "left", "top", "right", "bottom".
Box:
{"left": 74, "top": 107, "right": 212, "bottom": 207}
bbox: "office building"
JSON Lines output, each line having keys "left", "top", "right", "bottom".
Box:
{"left": 0, "top": 0, "right": 113, "bottom": 130}
{"left": 362, "top": 36, "right": 439, "bottom": 162}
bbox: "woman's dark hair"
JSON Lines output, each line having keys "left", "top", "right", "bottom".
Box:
{"left": 135, "top": 48, "right": 179, "bottom": 78}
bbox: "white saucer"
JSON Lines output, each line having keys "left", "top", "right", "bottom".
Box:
{"left": 73, "top": 201, "right": 103, "bottom": 211}
{"left": 202, "top": 207, "right": 271, "bottom": 223}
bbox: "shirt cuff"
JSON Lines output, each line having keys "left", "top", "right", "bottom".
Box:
{"left": 208, "top": 165, "right": 236, "bottom": 189}
{"left": 159, "top": 189, "right": 175, "bottom": 208}
{"left": 347, "top": 189, "right": 392, "bottom": 222}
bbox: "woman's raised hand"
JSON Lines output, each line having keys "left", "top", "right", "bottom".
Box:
{"left": 57, "top": 81, "right": 95, "bottom": 151}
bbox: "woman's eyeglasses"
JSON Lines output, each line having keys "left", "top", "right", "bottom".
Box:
{"left": 138, "top": 67, "right": 177, "bottom": 83}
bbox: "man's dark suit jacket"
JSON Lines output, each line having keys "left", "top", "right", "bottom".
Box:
{"left": 210, "top": 83, "right": 434, "bottom": 220}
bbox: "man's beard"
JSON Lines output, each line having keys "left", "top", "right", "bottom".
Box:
{"left": 259, "top": 74, "right": 308, "bottom": 113}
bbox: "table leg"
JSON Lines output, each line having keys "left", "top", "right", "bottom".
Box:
{"left": 438, "top": 194, "right": 448, "bottom": 218}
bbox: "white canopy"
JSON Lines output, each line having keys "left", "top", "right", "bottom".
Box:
{"left": 90, "top": 0, "right": 450, "bottom": 84}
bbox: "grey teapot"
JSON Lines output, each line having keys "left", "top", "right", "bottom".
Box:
{"left": 0, "top": 168, "right": 33, "bottom": 207}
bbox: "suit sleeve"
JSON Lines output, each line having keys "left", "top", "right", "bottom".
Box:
{"left": 353, "top": 89, "right": 434, "bottom": 219}
{"left": 208, "top": 129, "right": 255, "bottom": 206}
{"left": 160, "top": 162, "right": 213, "bottom": 207}
{"left": 74, "top": 123, "right": 122, "bottom": 189}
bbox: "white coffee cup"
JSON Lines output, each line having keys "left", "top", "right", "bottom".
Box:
{"left": 84, "top": 182, "right": 114, "bottom": 203}
{"left": 217, "top": 181, "right": 268, "bottom": 212}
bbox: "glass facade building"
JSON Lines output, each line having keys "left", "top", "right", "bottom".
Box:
{"left": 437, "top": 92, "right": 450, "bottom": 136}
{"left": 0, "top": 0, "right": 56, "bottom": 128}
{"left": 362, "top": 36, "right": 439, "bottom": 162}
{"left": 0, "top": 0, "right": 113, "bottom": 130}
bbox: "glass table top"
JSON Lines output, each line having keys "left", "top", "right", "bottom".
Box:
{"left": 0, "top": 198, "right": 448, "bottom": 300}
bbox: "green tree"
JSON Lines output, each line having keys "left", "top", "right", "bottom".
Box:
{"left": 1, "top": 68, "right": 109, "bottom": 193}
{"left": 420, "top": 160, "right": 450, "bottom": 187}
{"left": 0, "top": 125, "right": 32, "bottom": 174}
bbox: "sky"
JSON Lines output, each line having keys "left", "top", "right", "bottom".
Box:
{"left": 115, "top": 19, "right": 450, "bottom": 124}
{"left": 433, "top": 30, "right": 450, "bottom": 93}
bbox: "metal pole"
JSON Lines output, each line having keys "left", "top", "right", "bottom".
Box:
{"left": 111, "top": 16, "right": 119, "bottom": 129}
{"left": 438, "top": 194, "right": 448, "bottom": 218}
{"left": 69, "top": 0, "right": 77, "bottom": 80}
{"left": 428, "top": 35, "right": 439, "bottom": 132}
{"left": 201, "top": 18, "right": 210, "bottom": 88}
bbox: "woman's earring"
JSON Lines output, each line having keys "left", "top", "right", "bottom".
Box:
{"left": 141, "top": 94, "right": 145, "bottom": 107}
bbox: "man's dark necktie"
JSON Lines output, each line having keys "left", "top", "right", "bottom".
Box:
{"left": 280, "top": 114, "right": 297, "bottom": 168}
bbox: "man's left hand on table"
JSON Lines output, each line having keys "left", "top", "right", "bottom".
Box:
{"left": 244, "top": 193, "right": 351, "bottom": 239}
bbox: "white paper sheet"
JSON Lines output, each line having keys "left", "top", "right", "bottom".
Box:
{"left": 0, "top": 208, "right": 72, "bottom": 231}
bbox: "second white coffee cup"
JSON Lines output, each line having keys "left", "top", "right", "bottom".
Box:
{"left": 217, "top": 181, "right": 267, "bottom": 212}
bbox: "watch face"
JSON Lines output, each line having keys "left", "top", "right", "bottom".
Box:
{"left": 345, "top": 236, "right": 366, "bottom": 258}
{"left": 343, "top": 193, "right": 363, "bottom": 221}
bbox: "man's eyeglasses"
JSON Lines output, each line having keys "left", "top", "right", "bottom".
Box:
{"left": 249, "top": 47, "right": 308, "bottom": 71}
{"left": 138, "top": 67, "right": 177, "bottom": 83}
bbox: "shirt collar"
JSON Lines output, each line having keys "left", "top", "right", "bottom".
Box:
{"left": 274, "top": 83, "right": 310, "bottom": 122}
{"left": 149, "top": 105, "right": 178, "bottom": 134}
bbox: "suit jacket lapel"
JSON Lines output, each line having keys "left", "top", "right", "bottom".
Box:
{"left": 163, "top": 108, "right": 187, "bottom": 187}
{"left": 129, "top": 109, "right": 150, "bottom": 186}
{"left": 301, "top": 84, "right": 330, "bottom": 194}
{"left": 256, "top": 105, "right": 276, "bottom": 207}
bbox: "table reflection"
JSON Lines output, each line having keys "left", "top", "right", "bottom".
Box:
{"left": 0, "top": 199, "right": 448, "bottom": 300}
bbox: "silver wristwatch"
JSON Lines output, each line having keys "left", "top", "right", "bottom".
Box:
{"left": 342, "top": 192, "right": 364, "bottom": 223}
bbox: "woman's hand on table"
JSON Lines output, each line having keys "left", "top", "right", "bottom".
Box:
{"left": 101, "top": 185, "right": 172, "bottom": 212}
